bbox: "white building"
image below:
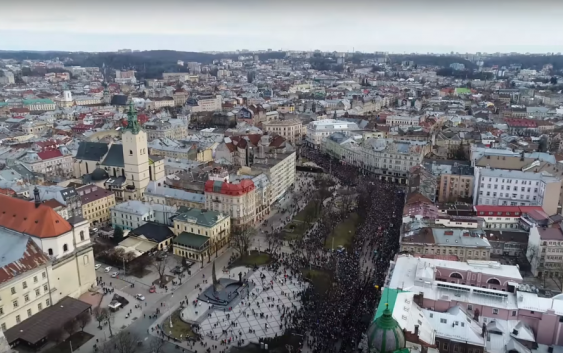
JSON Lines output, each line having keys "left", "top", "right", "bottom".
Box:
{"left": 305, "top": 119, "right": 360, "bottom": 147}
{"left": 110, "top": 200, "right": 177, "bottom": 231}
{"left": 189, "top": 95, "right": 222, "bottom": 113}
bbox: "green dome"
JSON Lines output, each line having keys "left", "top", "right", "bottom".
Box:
{"left": 367, "top": 304, "right": 406, "bottom": 353}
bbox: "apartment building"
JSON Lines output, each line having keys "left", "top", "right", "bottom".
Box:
{"left": 249, "top": 150, "right": 296, "bottom": 202}
{"left": 204, "top": 178, "right": 256, "bottom": 229}
{"left": 473, "top": 168, "right": 561, "bottom": 215}
{"left": 401, "top": 226, "right": 492, "bottom": 261}
{"left": 172, "top": 208, "right": 230, "bottom": 260}
{"left": 144, "top": 120, "right": 188, "bottom": 141}
{"left": 386, "top": 115, "right": 420, "bottom": 126}
{"left": 438, "top": 166, "right": 474, "bottom": 202}
{"left": 261, "top": 119, "right": 303, "bottom": 144}
{"left": 527, "top": 225, "right": 563, "bottom": 278}
{"left": 189, "top": 95, "right": 222, "bottom": 113}
{"left": 145, "top": 181, "right": 205, "bottom": 209}
{"left": 474, "top": 205, "right": 546, "bottom": 229}
{"left": 322, "top": 133, "right": 427, "bottom": 184}
{"left": 22, "top": 99, "right": 56, "bottom": 111}
{"left": 148, "top": 97, "right": 175, "bottom": 109}
{"left": 19, "top": 149, "right": 73, "bottom": 178}
{"left": 110, "top": 201, "right": 177, "bottom": 231}
{"left": 305, "top": 119, "right": 360, "bottom": 147}
{"left": 77, "top": 184, "right": 116, "bottom": 226}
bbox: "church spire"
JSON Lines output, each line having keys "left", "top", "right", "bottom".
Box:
{"left": 124, "top": 101, "right": 141, "bottom": 134}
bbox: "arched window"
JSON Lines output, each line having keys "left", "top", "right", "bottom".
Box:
{"left": 450, "top": 273, "right": 463, "bottom": 279}
{"left": 63, "top": 244, "right": 68, "bottom": 252}
{"left": 80, "top": 231, "right": 84, "bottom": 241}
{"left": 48, "top": 248, "right": 53, "bottom": 256}
{"left": 129, "top": 150, "right": 133, "bottom": 155}
{"left": 487, "top": 278, "right": 501, "bottom": 285}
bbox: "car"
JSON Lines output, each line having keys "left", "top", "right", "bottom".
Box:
{"left": 95, "top": 264, "right": 101, "bottom": 270}
{"left": 111, "top": 272, "right": 118, "bottom": 278}
{"left": 104, "top": 266, "right": 112, "bottom": 273}
{"left": 149, "top": 286, "right": 156, "bottom": 293}
{"left": 90, "top": 227, "right": 99, "bottom": 233}
{"left": 135, "top": 294, "right": 145, "bottom": 301}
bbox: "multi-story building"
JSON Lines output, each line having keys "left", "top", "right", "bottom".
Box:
{"left": 261, "top": 119, "right": 303, "bottom": 145}
{"left": 386, "top": 115, "right": 420, "bottom": 126}
{"left": 474, "top": 205, "right": 545, "bottom": 230}
{"left": 110, "top": 200, "right": 177, "bottom": 231}
{"left": 188, "top": 95, "right": 222, "bottom": 113}
{"left": 22, "top": 99, "right": 56, "bottom": 111}
{"left": 77, "top": 184, "right": 116, "bottom": 227}
{"left": 249, "top": 149, "right": 296, "bottom": 202}
{"left": 34, "top": 186, "right": 82, "bottom": 219}
{"left": 148, "top": 97, "right": 175, "bottom": 109}
{"left": 527, "top": 225, "right": 563, "bottom": 278}
{"left": 473, "top": 168, "right": 561, "bottom": 215}
{"left": 305, "top": 119, "right": 360, "bottom": 147}
{"left": 18, "top": 148, "right": 73, "bottom": 178}
{"left": 0, "top": 191, "right": 95, "bottom": 331}
{"left": 204, "top": 178, "right": 256, "bottom": 229}
{"left": 322, "top": 133, "right": 427, "bottom": 184}
{"left": 172, "top": 208, "right": 230, "bottom": 260}
{"left": 438, "top": 166, "right": 474, "bottom": 202}
{"left": 400, "top": 223, "right": 492, "bottom": 261}
{"left": 145, "top": 181, "right": 205, "bottom": 209}
{"left": 144, "top": 120, "right": 188, "bottom": 141}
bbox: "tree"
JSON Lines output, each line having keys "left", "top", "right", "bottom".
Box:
{"left": 63, "top": 318, "right": 79, "bottom": 336}
{"left": 113, "top": 331, "right": 140, "bottom": 353}
{"left": 47, "top": 327, "right": 65, "bottom": 343}
{"left": 452, "top": 142, "right": 468, "bottom": 161}
{"left": 148, "top": 337, "right": 167, "bottom": 353}
{"left": 538, "top": 135, "right": 549, "bottom": 152}
{"left": 266, "top": 231, "right": 283, "bottom": 254}
{"left": 94, "top": 307, "right": 108, "bottom": 329}
{"left": 152, "top": 256, "right": 172, "bottom": 285}
{"left": 113, "top": 226, "right": 124, "bottom": 243}
{"left": 76, "top": 311, "right": 92, "bottom": 331}
{"left": 129, "top": 254, "right": 153, "bottom": 277}
{"left": 231, "top": 226, "right": 256, "bottom": 258}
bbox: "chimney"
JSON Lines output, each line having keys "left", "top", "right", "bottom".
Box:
{"left": 34, "top": 187, "right": 40, "bottom": 208}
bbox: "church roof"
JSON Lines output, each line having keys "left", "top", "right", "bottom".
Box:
{"left": 75, "top": 142, "right": 109, "bottom": 161}
{"left": 0, "top": 194, "right": 72, "bottom": 238}
{"left": 367, "top": 304, "right": 406, "bottom": 353}
{"left": 102, "top": 144, "right": 125, "bottom": 167}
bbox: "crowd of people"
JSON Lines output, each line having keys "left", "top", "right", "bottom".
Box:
{"left": 269, "top": 147, "right": 406, "bottom": 353}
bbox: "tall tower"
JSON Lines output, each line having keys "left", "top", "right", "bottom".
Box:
{"left": 122, "top": 102, "right": 150, "bottom": 200}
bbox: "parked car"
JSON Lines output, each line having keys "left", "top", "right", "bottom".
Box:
{"left": 95, "top": 264, "right": 101, "bottom": 270}
{"left": 135, "top": 294, "right": 145, "bottom": 301}
{"left": 111, "top": 272, "right": 118, "bottom": 278}
{"left": 104, "top": 266, "right": 112, "bottom": 273}
{"left": 149, "top": 286, "right": 156, "bottom": 293}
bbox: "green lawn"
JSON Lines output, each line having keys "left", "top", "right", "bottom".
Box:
{"left": 231, "top": 251, "right": 272, "bottom": 268}
{"left": 324, "top": 213, "right": 359, "bottom": 250}
{"left": 46, "top": 331, "right": 93, "bottom": 353}
{"left": 162, "top": 310, "right": 197, "bottom": 340}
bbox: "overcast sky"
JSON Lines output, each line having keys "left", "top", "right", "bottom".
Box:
{"left": 1, "top": 0, "right": 562, "bottom": 53}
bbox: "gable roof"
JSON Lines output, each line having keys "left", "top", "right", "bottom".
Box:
{"left": 75, "top": 141, "right": 109, "bottom": 161}
{"left": 0, "top": 194, "right": 72, "bottom": 238}
{"left": 0, "top": 233, "right": 50, "bottom": 285}
{"left": 110, "top": 95, "right": 129, "bottom": 106}
{"left": 102, "top": 144, "right": 124, "bottom": 167}
{"left": 130, "top": 222, "right": 174, "bottom": 243}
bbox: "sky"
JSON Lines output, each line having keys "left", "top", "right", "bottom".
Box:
{"left": 1, "top": 0, "right": 563, "bottom": 54}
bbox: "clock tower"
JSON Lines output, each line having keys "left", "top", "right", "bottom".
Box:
{"left": 122, "top": 102, "right": 149, "bottom": 200}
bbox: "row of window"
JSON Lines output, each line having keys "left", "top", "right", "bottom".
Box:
{"left": 5, "top": 273, "right": 47, "bottom": 297}
{"left": 0, "top": 299, "right": 50, "bottom": 330}
{"left": 481, "top": 177, "right": 540, "bottom": 186}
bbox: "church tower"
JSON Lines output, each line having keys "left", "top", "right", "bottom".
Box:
{"left": 122, "top": 102, "right": 150, "bottom": 200}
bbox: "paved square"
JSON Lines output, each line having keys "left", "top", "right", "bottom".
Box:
{"left": 198, "top": 268, "right": 307, "bottom": 343}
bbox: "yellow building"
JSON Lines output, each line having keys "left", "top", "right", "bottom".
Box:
{"left": 77, "top": 184, "right": 116, "bottom": 226}
{"left": 172, "top": 208, "right": 230, "bottom": 261}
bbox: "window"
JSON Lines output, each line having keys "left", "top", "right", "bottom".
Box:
{"left": 24, "top": 294, "right": 29, "bottom": 303}
{"left": 15, "top": 315, "right": 20, "bottom": 324}
{"left": 440, "top": 318, "right": 447, "bottom": 324}
{"left": 42, "top": 272, "right": 46, "bottom": 279}
{"left": 493, "top": 308, "right": 499, "bottom": 315}
{"left": 0, "top": 308, "right": 3, "bottom": 315}
{"left": 27, "top": 309, "right": 32, "bottom": 317}
{"left": 10, "top": 288, "right": 15, "bottom": 295}
{"left": 1, "top": 323, "right": 5, "bottom": 331}
{"left": 63, "top": 244, "right": 68, "bottom": 252}
{"left": 22, "top": 281, "right": 27, "bottom": 289}
{"left": 43, "top": 285, "right": 48, "bottom": 292}
{"left": 35, "top": 289, "right": 40, "bottom": 296}
{"left": 38, "top": 303, "right": 42, "bottom": 311}
{"left": 48, "top": 248, "right": 53, "bottom": 256}
{"left": 80, "top": 231, "right": 84, "bottom": 241}
{"left": 13, "top": 300, "right": 18, "bottom": 308}
{"left": 46, "top": 299, "right": 50, "bottom": 306}
{"left": 468, "top": 304, "right": 473, "bottom": 311}
{"left": 33, "top": 276, "right": 37, "bottom": 283}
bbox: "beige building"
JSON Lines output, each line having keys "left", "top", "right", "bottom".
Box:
{"left": 527, "top": 225, "right": 563, "bottom": 278}
{"left": 400, "top": 226, "right": 492, "bottom": 261}
{"left": 0, "top": 193, "right": 96, "bottom": 331}
{"left": 189, "top": 95, "right": 222, "bottom": 113}
{"left": 147, "top": 97, "right": 175, "bottom": 109}
{"left": 77, "top": 184, "right": 116, "bottom": 226}
{"left": 144, "top": 120, "right": 188, "bottom": 141}
{"left": 172, "top": 208, "right": 231, "bottom": 260}
{"left": 246, "top": 150, "right": 296, "bottom": 202}
{"left": 438, "top": 174, "right": 474, "bottom": 202}
{"left": 204, "top": 177, "right": 256, "bottom": 229}
{"left": 261, "top": 119, "right": 303, "bottom": 144}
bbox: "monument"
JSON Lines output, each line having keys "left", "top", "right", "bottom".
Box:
{"left": 197, "top": 260, "right": 242, "bottom": 307}
{"left": 211, "top": 260, "right": 223, "bottom": 294}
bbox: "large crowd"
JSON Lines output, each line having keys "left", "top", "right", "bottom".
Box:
{"left": 255, "top": 147, "right": 406, "bottom": 353}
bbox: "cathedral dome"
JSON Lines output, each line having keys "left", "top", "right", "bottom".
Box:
{"left": 367, "top": 304, "right": 406, "bottom": 353}
{"left": 91, "top": 167, "right": 109, "bottom": 181}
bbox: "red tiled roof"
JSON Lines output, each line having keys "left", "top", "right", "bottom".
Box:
{"left": 504, "top": 118, "right": 537, "bottom": 128}
{"left": 204, "top": 179, "right": 255, "bottom": 196}
{"left": 0, "top": 239, "right": 50, "bottom": 285}
{"left": 0, "top": 194, "right": 72, "bottom": 238}
{"left": 37, "top": 150, "right": 63, "bottom": 160}
{"left": 474, "top": 205, "right": 544, "bottom": 217}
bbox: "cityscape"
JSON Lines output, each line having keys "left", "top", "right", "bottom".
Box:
{"left": 3, "top": 9, "right": 563, "bottom": 353}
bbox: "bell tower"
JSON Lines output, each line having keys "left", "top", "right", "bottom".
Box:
{"left": 122, "top": 102, "right": 149, "bottom": 200}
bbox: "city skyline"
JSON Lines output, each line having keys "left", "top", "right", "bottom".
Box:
{"left": 1, "top": 0, "right": 563, "bottom": 53}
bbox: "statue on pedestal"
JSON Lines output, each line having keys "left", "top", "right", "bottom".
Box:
{"left": 212, "top": 260, "right": 223, "bottom": 294}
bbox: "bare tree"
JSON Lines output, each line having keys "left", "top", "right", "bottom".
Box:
{"left": 46, "top": 327, "right": 65, "bottom": 343}
{"left": 266, "top": 231, "right": 283, "bottom": 254}
{"left": 63, "top": 318, "right": 79, "bottom": 336}
{"left": 152, "top": 256, "right": 172, "bottom": 285}
{"left": 148, "top": 336, "right": 167, "bottom": 353}
{"left": 113, "top": 331, "right": 140, "bottom": 353}
{"left": 94, "top": 307, "right": 109, "bottom": 329}
{"left": 339, "top": 192, "right": 357, "bottom": 213}
{"left": 76, "top": 311, "right": 92, "bottom": 331}
{"left": 231, "top": 226, "right": 256, "bottom": 258}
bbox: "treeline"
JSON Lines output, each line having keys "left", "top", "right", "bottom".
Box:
{"left": 483, "top": 55, "right": 563, "bottom": 71}
{"left": 389, "top": 55, "right": 477, "bottom": 69}
{"left": 436, "top": 67, "right": 494, "bottom": 80}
